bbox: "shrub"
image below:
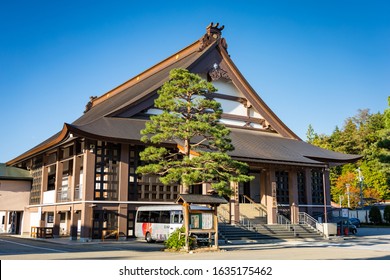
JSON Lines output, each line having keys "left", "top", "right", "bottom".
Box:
{"left": 369, "top": 206, "right": 383, "bottom": 224}
{"left": 164, "top": 227, "right": 194, "bottom": 250}
{"left": 384, "top": 205, "right": 390, "bottom": 224}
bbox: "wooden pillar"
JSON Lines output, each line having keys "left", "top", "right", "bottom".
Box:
{"left": 118, "top": 204, "right": 127, "bottom": 240}
{"left": 71, "top": 155, "right": 81, "bottom": 201}
{"left": 289, "top": 170, "right": 299, "bottom": 224}
{"left": 213, "top": 205, "right": 219, "bottom": 248}
{"left": 266, "top": 169, "right": 277, "bottom": 224}
{"left": 80, "top": 149, "right": 95, "bottom": 241}
{"left": 55, "top": 159, "right": 63, "bottom": 202}
{"left": 52, "top": 211, "right": 60, "bottom": 238}
{"left": 323, "top": 167, "right": 331, "bottom": 223}
{"left": 183, "top": 202, "right": 190, "bottom": 251}
{"left": 80, "top": 204, "right": 93, "bottom": 242}
{"left": 70, "top": 208, "right": 78, "bottom": 240}
{"left": 230, "top": 181, "right": 239, "bottom": 224}
{"left": 52, "top": 161, "right": 63, "bottom": 237}
{"left": 117, "top": 144, "right": 129, "bottom": 239}
{"left": 119, "top": 144, "right": 129, "bottom": 201}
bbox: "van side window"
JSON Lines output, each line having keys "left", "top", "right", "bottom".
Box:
{"left": 137, "top": 211, "right": 150, "bottom": 223}
{"left": 160, "top": 211, "right": 170, "bottom": 223}
{"left": 171, "top": 211, "right": 183, "bottom": 224}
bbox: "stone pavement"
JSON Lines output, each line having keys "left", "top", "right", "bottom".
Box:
{"left": 2, "top": 227, "right": 390, "bottom": 260}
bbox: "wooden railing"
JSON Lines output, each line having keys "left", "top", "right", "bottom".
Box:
{"left": 30, "top": 227, "right": 54, "bottom": 238}
{"left": 102, "top": 229, "right": 126, "bottom": 241}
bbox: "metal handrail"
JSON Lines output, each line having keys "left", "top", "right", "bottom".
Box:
{"left": 299, "top": 212, "right": 323, "bottom": 234}
{"left": 239, "top": 217, "right": 253, "bottom": 229}
{"left": 277, "top": 214, "right": 292, "bottom": 230}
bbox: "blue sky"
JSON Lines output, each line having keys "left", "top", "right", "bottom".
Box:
{"left": 1, "top": 0, "right": 389, "bottom": 163}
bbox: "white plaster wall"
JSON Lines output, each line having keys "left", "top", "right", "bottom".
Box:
{"left": 213, "top": 80, "right": 242, "bottom": 98}
{"left": 216, "top": 98, "right": 247, "bottom": 116}
{"left": 43, "top": 190, "right": 56, "bottom": 204}
{"left": 29, "top": 212, "right": 40, "bottom": 227}
{"left": 249, "top": 107, "right": 263, "bottom": 119}
{"left": 0, "top": 180, "right": 30, "bottom": 211}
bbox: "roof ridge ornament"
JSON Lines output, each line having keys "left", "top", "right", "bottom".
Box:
{"left": 207, "top": 22, "right": 224, "bottom": 37}
{"left": 198, "top": 22, "right": 226, "bottom": 52}
{"left": 84, "top": 96, "right": 97, "bottom": 113}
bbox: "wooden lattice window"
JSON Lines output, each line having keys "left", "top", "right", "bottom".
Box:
{"left": 30, "top": 157, "right": 43, "bottom": 205}
{"left": 297, "top": 171, "right": 306, "bottom": 204}
{"left": 275, "top": 171, "right": 289, "bottom": 205}
{"left": 94, "top": 141, "right": 120, "bottom": 200}
{"left": 311, "top": 170, "right": 324, "bottom": 204}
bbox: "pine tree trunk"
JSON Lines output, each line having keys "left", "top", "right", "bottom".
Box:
{"left": 182, "top": 138, "right": 190, "bottom": 194}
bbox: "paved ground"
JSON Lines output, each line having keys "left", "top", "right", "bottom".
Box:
{"left": 1, "top": 227, "right": 390, "bottom": 260}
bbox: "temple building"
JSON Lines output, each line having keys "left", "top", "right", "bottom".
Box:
{"left": 6, "top": 23, "right": 360, "bottom": 241}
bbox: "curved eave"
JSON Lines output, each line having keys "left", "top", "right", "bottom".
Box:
{"left": 6, "top": 124, "right": 70, "bottom": 166}
{"left": 231, "top": 156, "right": 327, "bottom": 168}
{"left": 65, "top": 122, "right": 139, "bottom": 144}
{"left": 66, "top": 119, "right": 178, "bottom": 147}
{"left": 304, "top": 155, "right": 363, "bottom": 166}
{"left": 218, "top": 44, "right": 300, "bottom": 140}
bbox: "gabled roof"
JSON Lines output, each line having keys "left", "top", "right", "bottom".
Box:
{"left": 7, "top": 23, "right": 361, "bottom": 166}
{"left": 176, "top": 194, "right": 228, "bottom": 206}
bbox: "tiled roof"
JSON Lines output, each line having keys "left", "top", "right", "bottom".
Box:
{"left": 176, "top": 194, "right": 228, "bottom": 205}
{"left": 0, "top": 163, "right": 32, "bottom": 180}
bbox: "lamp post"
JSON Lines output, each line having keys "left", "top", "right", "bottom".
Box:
{"left": 346, "top": 184, "right": 351, "bottom": 208}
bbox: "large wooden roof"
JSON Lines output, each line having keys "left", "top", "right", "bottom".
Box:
{"left": 7, "top": 23, "right": 361, "bottom": 166}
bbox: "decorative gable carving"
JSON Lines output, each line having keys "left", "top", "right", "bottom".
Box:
{"left": 208, "top": 63, "right": 230, "bottom": 81}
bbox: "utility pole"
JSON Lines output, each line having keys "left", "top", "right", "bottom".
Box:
{"left": 346, "top": 184, "right": 351, "bottom": 208}
{"left": 357, "top": 168, "right": 364, "bottom": 208}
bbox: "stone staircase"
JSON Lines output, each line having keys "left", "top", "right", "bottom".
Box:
{"left": 218, "top": 223, "right": 324, "bottom": 244}
{"left": 217, "top": 198, "right": 324, "bottom": 244}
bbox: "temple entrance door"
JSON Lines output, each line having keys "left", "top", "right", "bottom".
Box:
{"left": 92, "top": 211, "right": 103, "bottom": 239}
{"left": 240, "top": 171, "right": 261, "bottom": 203}
{"left": 127, "top": 210, "right": 136, "bottom": 237}
{"left": 92, "top": 210, "right": 118, "bottom": 239}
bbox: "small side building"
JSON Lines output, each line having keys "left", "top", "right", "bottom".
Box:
{"left": 0, "top": 163, "right": 32, "bottom": 235}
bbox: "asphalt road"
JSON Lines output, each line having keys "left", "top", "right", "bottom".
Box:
{"left": 1, "top": 227, "right": 390, "bottom": 260}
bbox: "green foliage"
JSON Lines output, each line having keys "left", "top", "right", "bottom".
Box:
{"left": 136, "top": 68, "right": 253, "bottom": 196}
{"left": 308, "top": 98, "right": 390, "bottom": 204}
{"left": 384, "top": 205, "right": 390, "bottom": 224}
{"left": 369, "top": 206, "right": 383, "bottom": 224}
{"left": 164, "top": 227, "right": 194, "bottom": 250}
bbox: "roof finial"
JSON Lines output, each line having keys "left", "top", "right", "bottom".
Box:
{"left": 199, "top": 22, "right": 225, "bottom": 52}
{"left": 206, "top": 22, "right": 224, "bottom": 38}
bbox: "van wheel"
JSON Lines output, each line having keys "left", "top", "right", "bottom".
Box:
{"left": 145, "top": 232, "right": 154, "bottom": 243}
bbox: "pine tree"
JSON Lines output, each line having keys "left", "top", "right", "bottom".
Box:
{"left": 136, "top": 68, "right": 253, "bottom": 196}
